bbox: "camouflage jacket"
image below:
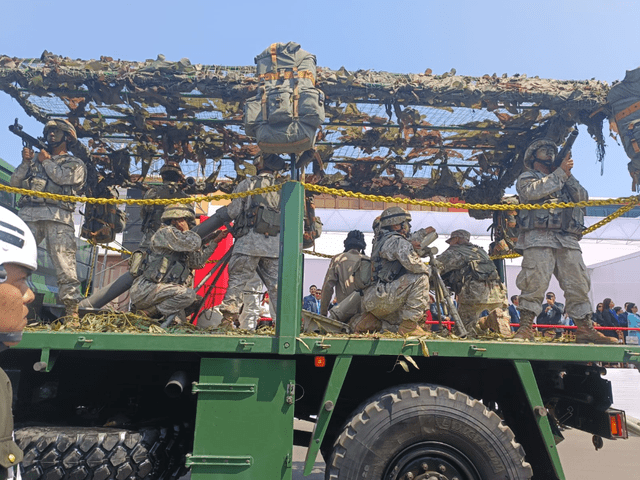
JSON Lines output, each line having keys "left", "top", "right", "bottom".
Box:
{"left": 320, "top": 248, "right": 367, "bottom": 314}
{"left": 228, "top": 173, "right": 282, "bottom": 258}
{"left": 146, "top": 225, "right": 219, "bottom": 285}
{"left": 373, "top": 230, "right": 429, "bottom": 283}
{"left": 10, "top": 154, "right": 87, "bottom": 227}
{"left": 437, "top": 243, "right": 505, "bottom": 304}
{"left": 515, "top": 168, "right": 588, "bottom": 251}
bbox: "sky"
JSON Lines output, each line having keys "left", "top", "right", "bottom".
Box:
{"left": 1, "top": 0, "right": 639, "bottom": 197}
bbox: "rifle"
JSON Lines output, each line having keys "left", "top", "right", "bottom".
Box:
{"left": 553, "top": 128, "right": 579, "bottom": 168}
{"left": 8, "top": 118, "right": 48, "bottom": 152}
{"left": 426, "top": 247, "right": 468, "bottom": 337}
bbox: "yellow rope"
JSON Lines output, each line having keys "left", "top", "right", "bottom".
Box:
{"left": 0, "top": 183, "right": 283, "bottom": 205}
{"left": 2, "top": 181, "right": 639, "bottom": 211}
{"left": 87, "top": 240, "right": 131, "bottom": 255}
{"left": 302, "top": 183, "right": 640, "bottom": 211}
{"left": 302, "top": 249, "right": 334, "bottom": 259}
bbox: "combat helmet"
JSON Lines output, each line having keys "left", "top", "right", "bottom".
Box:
{"left": 379, "top": 207, "right": 411, "bottom": 228}
{"left": 523, "top": 139, "right": 557, "bottom": 169}
{"left": 159, "top": 161, "right": 185, "bottom": 181}
{"left": 161, "top": 203, "right": 195, "bottom": 223}
{"left": 44, "top": 119, "right": 77, "bottom": 144}
{"left": 344, "top": 230, "right": 366, "bottom": 252}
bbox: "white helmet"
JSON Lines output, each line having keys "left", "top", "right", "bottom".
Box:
{"left": 0, "top": 206, "right": 38, "bottom": 277}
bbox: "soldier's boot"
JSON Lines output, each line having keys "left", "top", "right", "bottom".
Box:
{"left": 397, "top": 319, "right": 430, "bottom": 336}
{"left": 477, "top": 309, "right": 512, "bottom": 336}
{"left": 350, "top": 312, "right": 382, "bottom": 334}
{"left": 218, "top": 312, "right": 238, "bottom": 331}
{"left": 160, "top": 313, "right": 179, "bottom": 329}
{"left": 510, "top": 310, "right": 536, "bottom": 342}
{"left": 64, "top": 302, "right": 80, "bottom": 327}
{"left": 574, "top": 316, "right": 619, "bottom": 345}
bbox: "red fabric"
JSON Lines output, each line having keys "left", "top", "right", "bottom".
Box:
{"left": 193, "top": 216, "right": 232, "bottom": 308}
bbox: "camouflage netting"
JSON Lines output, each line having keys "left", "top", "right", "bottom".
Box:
{"left": 0, "top": 52, "right": 612, "bottom": 207}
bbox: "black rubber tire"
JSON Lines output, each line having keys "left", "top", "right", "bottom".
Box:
{"left": 16, "top": 426, "right": 172, "bottom": 480}
{"left": 326, "top": 384, "right": 533, "bottom": 480}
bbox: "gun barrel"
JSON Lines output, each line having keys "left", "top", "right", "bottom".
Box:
{"left": 554, "top": 129, "right": 579, "bottom": 167}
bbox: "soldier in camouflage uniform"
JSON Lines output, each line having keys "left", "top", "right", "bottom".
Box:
{"left": 320, "top": 230, "right": 367, "bottom": 316}
{"left": 139, "top": 162, "right": 189, "bottom": 248}
{"left": 217, "top": 154, "right": 285, "bottom": 328}
{"left": 130, "top": 204, "right": 226, "bottom": 326}
{"left": 437, "top": 229, "right": 512, "bottom": 337}
{"left": 10, "top": 119, "right": 87, "bottom": 319}
{"left": 360, "top": 207, "right": 431, "bottom": 335}
{"left": 513, "top": 139, "right": 616, "bottom": 344}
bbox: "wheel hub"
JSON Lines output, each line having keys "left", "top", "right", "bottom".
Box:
{"left": 384, "top": 442, "right": 481, "bottom": 480}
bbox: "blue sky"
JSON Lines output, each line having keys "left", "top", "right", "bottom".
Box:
{"left": 1, "top": 0, "right": 639, "bottom": 197}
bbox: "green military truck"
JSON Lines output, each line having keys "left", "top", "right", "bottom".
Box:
{"left": 1, "top": 181, "right": 638, "bottom": 480}
{"left": 2, "top": 53, "right": 640, "bottom": 480}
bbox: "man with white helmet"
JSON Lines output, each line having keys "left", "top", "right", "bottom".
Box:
{"left": 513, "top": 138, "right": 616, "bottom": 344}
{"left": 0, "top": 206, "right": 37, "bottom": 479}
{"left": 10, "top": 119, "right": 87, "bottom": 319}
{"left": 130, "top": 203, "right": 227, "bottom": 326}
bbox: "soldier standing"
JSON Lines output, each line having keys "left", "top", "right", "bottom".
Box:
{"left": 130, "top": 204, "right": 226, "bottom": 326}
{"left": 10, "top": 119, "right": 87, "bottom": 319}
{"left": 217, "top": 154, "right": 285, "bottom": 328}
{"left": 320, "top": 230, "right": 367, "bottom": 316}
{"left": 513, "top": 139, "right": 616, "bottom": 343}
{"left": 0, "top": 206, "right": 37, "bottom": 479}
{"left": 360, "top": 207, "right": 430, "bottom": 335}
{"left": 139, "top": 161, "right": 189, "bottom": 248}
{"left": 437, "top": 229, "right": 512, "bottom": 337}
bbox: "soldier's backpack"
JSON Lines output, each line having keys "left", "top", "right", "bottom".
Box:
{"left": 352, "top": 256, "right": 373, "bottom": 292}
{"left": 80, "top": 185, "right": 126, "bottom": 244}
{"left": 608, "top": 68, "right": 640, "bottom": 188}
{"left": 244, "top": 42, "right": 325, "bottom": 154}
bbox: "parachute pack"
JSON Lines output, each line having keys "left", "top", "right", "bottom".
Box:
{"left": 244, "top": 42, "right": 325, "bottom": 154}
{"left": 80, "top": 185, "right": 126, "bottom": 244}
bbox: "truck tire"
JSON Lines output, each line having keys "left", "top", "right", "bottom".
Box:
{"left": 16, "top": 426, "right": 173, "bottom": 480}
{"left": 326, "top": 384, "right": 533, "bottom": 480}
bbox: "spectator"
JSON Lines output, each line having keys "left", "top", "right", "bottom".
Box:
{"left": 303, "top": 285, "right": 317, "bottom": 312}
{"left": 619, "top": 305, "right": 630, "bottom": 330}
{"left": 626, "top": 303, "right": 640, "bottom": 344}
{"left": 509, "top": 295, "right": 520, "bottom": 332}
{"left": 313, "top": 289, "right": 323, "bottom": 314}
{"left": 536, "top": 292, "right": 564, "bottom": 338}
{"left": 600, "top": 298, "right": 621, "bottom": 340}
{"left": 593, "top": 302, "right": 605, "bottom": 326}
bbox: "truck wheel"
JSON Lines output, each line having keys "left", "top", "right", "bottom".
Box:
{"left": 326, "top": 384, "right": 533, "bottom": 480}
{"left": 16, "top": 426, "right": 173, "bottom": 480}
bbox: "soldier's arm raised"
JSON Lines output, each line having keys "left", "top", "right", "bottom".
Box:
{"left": 563, "top": 175, "right": 589, "bottom": 202}
{"left": 152, "top": 227, "right": 201, "bottom": 253}
{"left": 388, "top": 238, "right": 429, "bottom": 274}
{"left": 9, "top": 161, "right": 31, "bottom": 187}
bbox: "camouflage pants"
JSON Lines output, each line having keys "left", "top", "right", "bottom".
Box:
{"left": 25, "top": 220, "right": 82, "bottom": 305}
{"left": 362, "top": 272, "right": 430, "bottom": 331}
{"left": 516, "top": 246, "right": 591, "bottom": 319}
{"left": 458, "top": 282, "right": 509, "bottom": 332}
{"left": 130, "top": 277, "right": 196, "bottom": 320}
{"left": 237, "top": 274, "right": 263, "bottom": 330}
{"left": 218, "top": 254, "right": 278, "bottom": 319}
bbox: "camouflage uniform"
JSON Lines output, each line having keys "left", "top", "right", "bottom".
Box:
{"left": 437, "top": 240, "right": 510, "bottom": 334}
{"left": 218, "top": 172, "right": 282, "bottom": 319}
{"left": 362, "top": 230, "right": 430, "bottom": 331}
{"left": 10, "top": 153, "right": 86, "bottom": 308}
{"left": 139, "top": 183, "right": 189, "bottom": 248}
{"left": 237, "top": 274, "right": 265, "bottom": 330}
{"left": 130, "top": 225, "right": 219, "bottom": 321}
{"left": 320, "top": 249, "right": 367, "bottom": 316}
{"left": 515, "top": 168, "right": 591, "bottom": 319}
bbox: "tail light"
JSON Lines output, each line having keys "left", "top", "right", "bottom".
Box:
{"left": 608, "top": 409, "right": 628, "bottom": 439}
